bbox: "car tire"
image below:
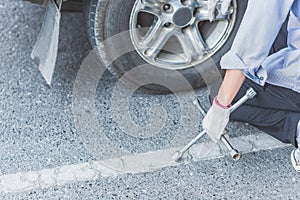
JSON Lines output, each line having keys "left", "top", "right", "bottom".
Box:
{"left": 84, "top": 0, "right": 248, "bottom": 93}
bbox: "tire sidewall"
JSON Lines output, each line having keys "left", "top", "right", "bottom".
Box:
{"left": 89, "top": 0, "right": 249, "bottom": 92}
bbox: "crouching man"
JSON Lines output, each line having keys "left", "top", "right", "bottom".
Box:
{"left": 204, "top": 0, "right": 300, "bottom": 172}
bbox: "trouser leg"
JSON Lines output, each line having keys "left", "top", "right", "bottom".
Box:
{"left": 231, "top": 78, "right": 300, "bottom": 147}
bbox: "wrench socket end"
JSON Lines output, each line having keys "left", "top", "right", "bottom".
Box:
{"left": 230, "top": 149, "right": 241, "bottom": 161}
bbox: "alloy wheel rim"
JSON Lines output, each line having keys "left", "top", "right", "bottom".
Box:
{"left": 129, "top": 0, "right": 237, "bottom": 70}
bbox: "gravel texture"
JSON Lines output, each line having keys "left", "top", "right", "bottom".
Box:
{"left": 0, "top": 0, "right": 299, "bottom": 199}
{"left": 0, "top": 0, "right": 93, "bottom": 175}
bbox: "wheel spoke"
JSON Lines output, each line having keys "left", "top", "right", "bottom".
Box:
{"left": 144, "top": 28, "right": 174, "bottom": 61}
{"left": 176, "top": 31, "right": 198, "bottom": 63}
{"left": 184, "top": 25, "right": 208, "bottom": 54}
{"left": 194, "top": 1, "right": 230, "bottom": 22}
{"left": 194, "top": 10, "right": 211, "bottom": 22}
{"left": 139, "top": 0, "right": 165, "bottom": 16}
{"left": 175, "top": 25, "right": 208, "bottom": 63}
{"left": 191, "top": 0, "right": 207, "bottom": 8}
{"left": 142, "top": 0, "right": 165, "bottom": 5}
{"left": 214, "top": 12, "right": 231, "bottom": 21}
{"left": 141, "top": 19, "right": 164, "bottom": 46}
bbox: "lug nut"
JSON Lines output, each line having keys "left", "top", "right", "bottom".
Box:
{"left": 163, "top": 3, "right": 171, "bottom": 11}
{"left": 164, "top": 22, "right": 171, "bottom": 27}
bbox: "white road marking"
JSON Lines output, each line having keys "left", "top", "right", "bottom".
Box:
{"left": 0, "top": 133, "right": 290, "bottom": 194}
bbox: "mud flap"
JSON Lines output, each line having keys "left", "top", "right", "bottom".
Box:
{"left": 31, "top": 0, "right": 62, "bottom": 85}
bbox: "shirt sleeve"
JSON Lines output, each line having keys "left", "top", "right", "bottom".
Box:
{"left": 220, "top": 0, "right": 294, "bottom": 86}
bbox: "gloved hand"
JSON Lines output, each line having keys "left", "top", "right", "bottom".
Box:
{"left": 202, "top": 97, "right": 230, "bottom": 142}
{"left": 207, "top": 0, "right": 232, "bottom": 22}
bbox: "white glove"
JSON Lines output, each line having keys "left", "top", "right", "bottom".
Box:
{"left": 202, "top": 97, "right": 230, "bottom": 142}
{"left": 207, "top": 0, "right": 232, "bottom": 22}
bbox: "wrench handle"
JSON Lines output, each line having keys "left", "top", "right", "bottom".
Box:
{"left": 178, "top": 130, "right": 207, "bottom": 155}
{"left": 195, "top": 88, "right": 257, "bottom": 115}
{"left": 220, "top": 135, "right": 240, "bottom": 160}
{"left": 229, "top": 88, "right": 257, "bottom": 113}
{"left": 193, "top": 99, "right": 239, "bottom": 159}
{"left": 173, "top": 87, "right": 257, "bottom": 161}
{"left": 194, "top": 88, "right": 257, "bottom": 159}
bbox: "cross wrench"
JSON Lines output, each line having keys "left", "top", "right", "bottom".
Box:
{"left": 172, "top": 87, "right": 257, "bottom": 161}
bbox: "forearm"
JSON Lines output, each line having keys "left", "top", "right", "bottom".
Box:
{"left": 217, "top": 70, "right": 246, "bottom": 106}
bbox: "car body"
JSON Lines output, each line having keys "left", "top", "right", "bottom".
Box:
{"left": 23, "top": 0, "right": 261, "bottom": 93}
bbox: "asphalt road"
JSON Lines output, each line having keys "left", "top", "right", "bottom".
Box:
{"left": 0, "top": 0, "right": 300, "bottom": 199}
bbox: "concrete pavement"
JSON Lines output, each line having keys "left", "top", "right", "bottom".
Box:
{"left": 0, "top": 0, "right": 299, "bottom": 199}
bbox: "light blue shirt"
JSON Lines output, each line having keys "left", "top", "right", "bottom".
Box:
{"left": 220, "top": 0, "right": 300, "bottom": 93}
